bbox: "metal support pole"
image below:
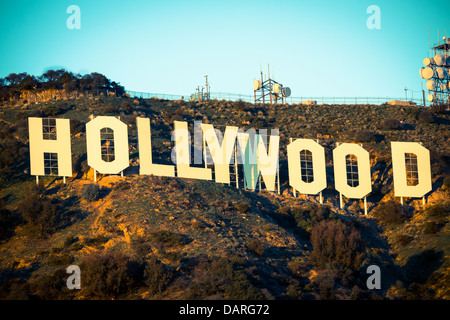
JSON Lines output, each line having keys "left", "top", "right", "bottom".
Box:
{"left": 234, "top": 144, "right": 239, "bottom": 189}
{"left": 422, "top": 196, "right": 426, "bottom": 205}
{"left": 63, "top": 176, "right": 66, "bottom": 184}
{"left": 277, "top": 161, "right": 280, "bottom": 195}
{"left": 339, "top": 192, "right": 343, "bottom": 209}
{"left": 319, "top": 191, "right": 323, "bottom": 204}
{"left": 400, "top": 197, "right": 403, "bottom": 205}
{"left": 94, "top": 169, "right": 97, "bottom": 182}
{"left": 36, "top": 176, "right": 39, "bottom": 185}
{"left": 121, "top": 170, "right": 123, "bottom": 178}
{"left": 290, "top": 137, "right": 296, "bottom": 197}
{"left": 203, "top": 136, "right": 207, "bottom": 169}
{"left": 364, "top": 196, "right": 367, "bottom": 215}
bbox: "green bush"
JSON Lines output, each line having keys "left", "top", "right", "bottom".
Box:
{"left": 425, "top": 203, "right": 449, "bottom": 218}
{"left": 63, "top": 235, "right": 78, "bottom": 247}
{"left": 150, "top": 230, "right": 186, "bottom": 246}
{"left": 236, "top": 203, "right": 250, "bottom": 213}
{"left": 82, "top": 235, "right": 110, "bottom": 247}
{"left": 372, "top": 200, "right": 409, "bottom": 225}
{"left": 0, "top": 200, "right": 18, "bottom": 242}
{"left": 355, "top": 130, "right": 383, "bottom": 143}
{"left": 80, "top": 252, "right": 139, "bottom": 299}
{"left": 287, "top": 257, "right": 309, "bottom": 276}
{"left": 382, "top": 119, "right": 402, "bottom": 130}
{"left": 70, "top": 119, "right": 84, "bottom": 135}
{"left": 293, "top": 204, "right": 335, "bottom": 234}
{"left": 443, "top": 176, "right": 450, "bottom": 190}
{"left": 41, "top": 105, "right": 64, "bottom": 117}
{"left": 31, "top": 269, "right": 72, "bottom": 300}
{"left": 310, "top": 220, "right": 365, "bottom": 272}
{"left": 144, "top": 256, "right": 173, "bottom": 296}
{"left": 246, "top": 238, "right": 265, "bottom": 256}
{"left": 18, "top": 184, "right": 59, "bottom": 236}
{"left": 396, "top": 234, "right": 413, "bottom": 246}
{"left": 82, "top": 184, "right": 100, "bottom": 202}
{"left": 417, "top": 111, "right": 435, "bottom": 124}
{"left": 47, "top": 253, "right": 73, "bottom": 266}
{"left": 186, "top": 257, "right": 263, "bottom": 300}
{"left": 423, "top": 221, "right": 439, "bottom": 234}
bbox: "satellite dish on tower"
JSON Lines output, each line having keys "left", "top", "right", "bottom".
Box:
{"left": 427, "top": 93, "right": 434, "bottom": 102}
{"left": 273, "top": 83, "right": 281, "bottom": 94}
{"left": 426, "top": 80, "right": 436, "bottom": 91}
{"left": 423, "top": 57, "right": 435, "bottom": 66}
{"left": 419, "top": 67, "right": 425, "bottom": 79}
{"left": 422, "top": 67, "right": 434, "bottom": 80}
{"left": 437, "top": 67, "right": 448, "bottom": 79}
{"left": 434, "top": 54, "right": 445, "bottom": 66}
{"left": 282, "top": 87, "right": 291, "bottom": 97}
{"left": 253, "top": 80, "right": 262, "bottom": 90}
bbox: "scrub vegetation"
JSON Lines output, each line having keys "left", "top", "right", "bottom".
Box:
{"left": 0, "top": 71, "right": 449, "bottom": 300}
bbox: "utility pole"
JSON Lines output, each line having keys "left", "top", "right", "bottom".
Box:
{"left": 204, "top": 75, "right": 209, "bottom": 100}
{"left": 422, "top": 82, "right": 426, "bottom": 108}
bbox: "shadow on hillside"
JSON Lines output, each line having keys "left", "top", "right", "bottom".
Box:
{"left": 401, "top": 249, "right": 444, "bottom": 285}
{"left": 0, "top": 262, "right": 40, "bottom": 285}
{"left": 56, "top": 195, "right": 89, "bottom": 230}
{"left": 263, "top": 246, "right": 304, "bottom": 260}
{"left": 99, "top": 186, "right": 111, "bottom": 199}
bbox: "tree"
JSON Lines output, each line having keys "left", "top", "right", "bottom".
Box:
{"left": 311, "top": 220, "right": 365, "bottom": 272}
{"left": 18, "top": 184, "right": 59, "bottom": 236}
{"left": 5, "top": 72, "right": 28, "bottom": 86}
{"left": 81, "top": 252, "right": 139, "bottom": 299}
{"left": 382, "top": 118, "right": 402, "bottom": 130}
{"left": 372, "top": 200, "right": 409, "bottom": 225}
{"left": 19, "top": 75, "right": 37, "bottom": 90}
{"left": 82, "top": 184, "right": 100, "bottom": 202}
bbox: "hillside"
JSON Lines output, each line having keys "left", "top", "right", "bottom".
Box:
{"left": 0, "top": 93, "right": 449, "bottom": 300}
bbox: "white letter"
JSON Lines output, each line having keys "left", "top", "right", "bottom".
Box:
{"left": 287, "top": 139, "right": 326, "bottom": 195}
{"left": 28, "top": 117, "right": 72, "bottom": 177}
{"left": 333, "top": 143, "right": 372, "bottom": 199}
{"left": 391, "top": 142, "right": 431, "bottom": 198}
{"left": 66, "top": 5, "right": 81, "bottom": 30}
{"left": 237, "top": 130, "right": 259, "bottom": 190}
{"left": 173, "top": 121, "right": 212, "bottom": 180}
{"left": 257, "top": 131, "right": 279, "bottom": 191}
{"left": 137, "top": 117, "right": 175, "bottom": 177}
{"left": 86, "top": 116, "right": 129, "bottom": 174}
{"left": 201, "top": 124, "right": 238, "bottom": 184}
{"left": 66, "top": 265, "right": 81, "bottom": 289}
{"left": 366, "top": 265, "right": 381, "bottom": 289}
{"left": 366, "top": 5, "right": 381, "bottom": 30}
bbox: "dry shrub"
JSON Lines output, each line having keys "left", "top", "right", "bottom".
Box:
{"left": 80, "top": 252, "right": 141, "bottom": 299}
{"left": 372, "top": 200, "right": 409, "bottom": 225}
{"left": 310, "top": 220, "right": 365, "bottom": 272}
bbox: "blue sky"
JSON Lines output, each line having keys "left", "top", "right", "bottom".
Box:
{"left": 1, "top": 0, "right": 449, "bottom": 98}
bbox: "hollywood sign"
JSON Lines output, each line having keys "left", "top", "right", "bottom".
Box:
{"left": 28, "top": 116, "right": 432, "bottom": 208}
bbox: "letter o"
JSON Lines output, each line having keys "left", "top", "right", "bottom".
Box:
{"left": 86, "top": 116, "right": 129, "bottom": 174}
{"left": 333, "top": 143, "right": 371, "bottom": 199}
